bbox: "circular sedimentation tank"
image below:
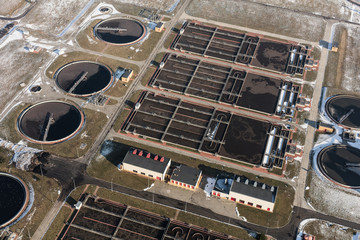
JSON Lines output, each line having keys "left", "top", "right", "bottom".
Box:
{"left": 17, "top": 101, "right": 85, "bottom": 144}
{"left": 94, "top": 18, "right": 146, "bottom": 45}
{"left": 317, "top": 145, "right": 360, "bottom": 188}
{"left": 325, "top": 95, "right": 360, "bottom": 129}
{"left": 0, "top": 173, "right": 29, "bottom": 229}
{"left": 55, "top": 61, "right": 113, "bottom": 97}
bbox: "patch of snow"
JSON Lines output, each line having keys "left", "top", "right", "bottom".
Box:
{"left": 86, "top": 35, "right": 97, "bottom": 45}
{"left": 203, "top": 177, "right": 216, "bottom": 198}
{"left": 0, "top": 27, "right": 23, "bottom": 49}
{"left": 143, "top": 183, "right": 154, "bottom": 191}
{"left": 235, "top": 206, "right": 247, "bottom": 221}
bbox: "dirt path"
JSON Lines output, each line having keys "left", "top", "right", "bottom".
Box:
{"left": 335, "top": 30, "right": 347, "bottom": 88}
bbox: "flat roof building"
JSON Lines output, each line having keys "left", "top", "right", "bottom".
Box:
{"left": 170, "top": 165, "right": 202, "bottom": 190}
{"left": 212, "top": 175, "right": 278, "bottom": 212}
{"left": 155, "top": 22, "right": 164, "bottom": 32}
{"left": 122, "top": 148, "right": 171, "bottom": 181}
{"left": 121, "top": 69, "right": 133, "bottom": 82}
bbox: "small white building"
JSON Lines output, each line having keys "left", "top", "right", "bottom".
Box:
{"left": 212, "top": 175, "right": 277, "bottom": 212}
{"left": 122, "top": 148, "right": 171, "bottom": 181}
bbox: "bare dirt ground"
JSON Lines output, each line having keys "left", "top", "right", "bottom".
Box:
{"left": 306, "top": 170, "right": 360, "bottom": 224}
{"left": 245, "top": 0, "right": 354, "bottom": 21}
{"left": 341, "top": 24, "right": 360, "bottom": 93}
{"left": 185, "top": 0, "right": 326, "bottom": 42}
{"left": 0, "top": 40, "right": 48, "bottom": 112}
{"left": 0, "top": 0, "right": 24, "bottom": 16}
{"left": 322, "top": 24, "right": 360, "bottom": 97}
{"left": 112, "top": 0, "right": 178, "bottom": 12}
{"left": 21, "top": 0, "right": 89, "bottom": 36}
{"left": 303, "top": 219, "right": 356, "bottom": 240}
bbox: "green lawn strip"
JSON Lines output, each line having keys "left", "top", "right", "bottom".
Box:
{"left": 176, "top": 212, "right": 254, "bottom": 240}
{"left": 268, "top": 167, "right": 283, "bottom": 176}
{"left": 305, "top": 70, "right": 318, "bottom": 82}
{"left": 87, "top": 155, "right": 153, "bottom": 190}
{"left": 113, "top": 109, "right": 131, "bottom": 132}
{"left": 141, "top": 52, "right": 166, "bottom": 86}
{"left": 69, "top": 185, "right": 87, "bottom": 201}
{"left": 162, "top": 17, "right": 172, "bottom": 22}
{"left": 106, "top": 79, "right": 134, "bottom": 98}
{"left": 0, "top": 167, "right": 61, "bottom": 240}
{"left": 95, "top": 187, "right": 176, "bottom": 218}
{"left": 106, "top": 98, "right": 118, "bottom": 105}
{"left": 301, "top": 84, "right": 314, "bottom": 97}
{"left": 220, "top": 156, "right": 256, "bottom": 169}
{"left": 311, "top": 47, "right": 321, "bottom": 60}
{"left": 128, "top": 89, "right": 144, "bottom": 104}
{"left": 165, "top": 142, "right": 199, "bottom": 153}
{"left": 95, "top": 187, "right": 253, "bottom": 239}
{"left": 112, "top": 90, "right": 143, "bottom": 132}
{"left": 42, "top": 206, "right": 72, "bottom": 240}
{"left": 236, "top": 181, "right": 294, "bottom": 228}
{"left": 28, "top": 108, "right": 107, "bottom": 159}
{"left": 164, "top": 31, "right": 177, "bottom": 49}
{"left": 141, "top": 67, "right": 157, "bottom": 86}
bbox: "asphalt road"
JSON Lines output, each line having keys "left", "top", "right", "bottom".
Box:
{"left": 39, "top": 155, "right": 360, "bottom": 240}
